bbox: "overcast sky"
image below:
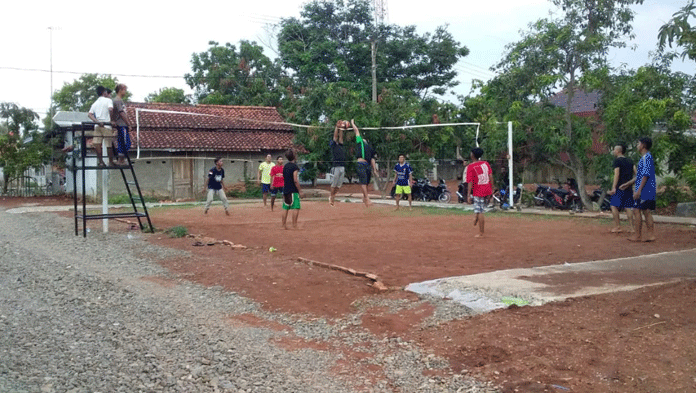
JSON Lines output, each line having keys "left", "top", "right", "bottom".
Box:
{"left": 0, "top": 0, "right": 691, "bottom": 122}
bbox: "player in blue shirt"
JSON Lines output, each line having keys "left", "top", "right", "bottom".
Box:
{"left": 391, "top": 154, "right": 413, "bottom": 210}
{"left": 629, "top": 137, "right": 656, "bottom": 242}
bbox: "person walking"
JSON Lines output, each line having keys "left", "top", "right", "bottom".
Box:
{"left": 329, "top": 120, "right": 347, "bottom": 206}
{"left": 391, "top": 154, "right": 413, "bottom": 210}
{"left": 466, "top": 147, "right": 494, "bottom": 238}
{"left": 606, "top": 143, "right": 635, "bottom": 233}
{"left": 629, "top": 137, "right": 657, "bottom": 242}
{"left": 282, "top": 150, "right": 303, "bottom": 229}
{"left": 269, "top": 155, "right": 284, "bottom": 211}
{"left": 258, "top": 154, "right": 274, "bottom": 207}
{"left": 203, "top": 158, "right": 230, "bottom": 216}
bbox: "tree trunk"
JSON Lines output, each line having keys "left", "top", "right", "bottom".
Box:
{"left": 568, "top": 153, "right": 594, "bottom": 211}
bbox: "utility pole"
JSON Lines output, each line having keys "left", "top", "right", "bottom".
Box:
{"left": 371, "top": 0, "right": 388, "bottom": 102}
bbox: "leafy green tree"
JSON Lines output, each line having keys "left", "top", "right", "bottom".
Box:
{"left": 185, "top": 40, "right": 287, "bottom": 107}
{"left": 489, "top": 0, "right": 644, "bottom": 209}
{"left": 277, "top": 0, "right": 468, "bottom": 99}
{"left": 659, "top": 0, "right": 696, "bottom": 61}
{"left": 601, "top": 63, "right": 695, "bottom": 177}
{"left": 0, "top": 103, "right": 52, "bottom": 194}
{"left": 51, "top": 74, "right": 128, "bottom": 112}
{"left": 145, "top": 87, "right": 192, "bottom": 104}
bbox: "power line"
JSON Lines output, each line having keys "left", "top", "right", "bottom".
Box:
{"left": 0, "top": 66, "right": 184, "bottom": 79}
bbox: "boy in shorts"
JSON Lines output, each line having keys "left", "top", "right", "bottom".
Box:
{"left": 391, "top": 154, "right": 413, "bottom": 210}
{"left": 269, "top": 155, "right": 284, "bottom": 211}
{"left": 87, "top": 85, "right": 115, "bottom": 166}
{"left": 629, "top": 137, "right": 656, "bottom": 242}
{"left": 282, "top": 150, "right": 303, "bottom": 229}
{"left": 258, "top": 154, "right": 274, "bottom": 207}
{"left": 606, "top": 143, "right": 635, "bottom": 233}
{"left": 351, "top": 119, "right": 377, "bottom": 207}
{"left": 466, "top": 147, "right": 493, "bottom": 238}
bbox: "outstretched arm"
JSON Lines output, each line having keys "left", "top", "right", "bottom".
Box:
{"left": 333, "top": 121, "right": 341, "bottom": 142}
{"left": 351, "top": 119, "right": 360, "bottom": 138}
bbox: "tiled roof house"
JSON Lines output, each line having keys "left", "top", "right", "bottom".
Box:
{"left": 108, "top": 102, "right": 296, "bottom": 200}
{"left": 548, "top": 89, "right": 606, "bottom": 155}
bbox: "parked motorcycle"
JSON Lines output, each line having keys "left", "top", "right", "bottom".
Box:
{"left": 412, "top": 178, "right": 451, "bottom": 203}
{"left": 491, "top": 183, "right": 522, "bottom": 209}
{"left": 590, "top": 189, "right": 612, "bottom": 211}
{"left": 534, "top": 179, "right": 583, "bottom": 212}
{"left": 456, "top": 182, "right": 468, "bottom": 203}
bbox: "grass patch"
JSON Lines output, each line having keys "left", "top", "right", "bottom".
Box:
{"left": 165, "top": 225, "right": 188, "bottom": 238}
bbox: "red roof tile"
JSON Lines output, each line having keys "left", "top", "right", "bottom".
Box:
{"left": 123, "top": 102, "right": 295, "bottom": 152}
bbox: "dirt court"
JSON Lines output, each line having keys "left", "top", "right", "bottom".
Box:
{"left": 5, "top": 195, "right": 696, "bottom": 392}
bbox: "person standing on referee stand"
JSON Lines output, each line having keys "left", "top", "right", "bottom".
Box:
{"left": 258, "top": 154, "right": 274, "bottom": 207}
{"left": 329, "top": 120, "right": 347, "bottom": 206}
{"left": 466, "top": 147, "right": 494, "bottom": 238}
{"left": 269, "top": 155, "right": 284, "bottom": 211}
{"left": 391, "top": 154, "right": 413, "bottom": 211}
{"left": 606, "top": 143, "right": 635, "bottom": 233}
{"left": 111, "top": 84, "right": 132, "bottom": 166}
{"left": 87, "top": 85, "right": 115, "bottom": 167}
{"left": 282, "top": 149, "right": 303, "bottom": 229}
{"left": 351, "top": 119, "right": 377, "bottom": 207}
{"left": 203, "top": 158, "right": 230, "bottom": 216}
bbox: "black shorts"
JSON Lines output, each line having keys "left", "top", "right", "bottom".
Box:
{"left": 634, "top": 199, "right": 656, "bottom": 211}
{"left": 271, "top": 186, "right": 283, "bottom": 196}
{"left": 356, "top": 161, "right": 371, "bottom": 185}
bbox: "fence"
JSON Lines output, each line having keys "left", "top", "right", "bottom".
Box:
{"left": 0, "top": 166, "right": 65, "bottom": 197}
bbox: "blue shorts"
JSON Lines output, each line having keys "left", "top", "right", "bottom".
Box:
{"left": 356, "top": 162, "right": 371, "bottom": 185}
{"left": 610, "top": 189, "right": 634, "bottom": 209}
{"left": 634, "top": 199, "right": 655, "bottom": 211}
{"left": 262, "top": 183, "right": 271, "bottom": 193}
{"left": 271, "top": 186, "right": 283, "bottom": 196}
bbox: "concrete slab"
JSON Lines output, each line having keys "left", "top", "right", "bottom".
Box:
{"left": 407, "top": 248, "right": 696, "bottom": 312}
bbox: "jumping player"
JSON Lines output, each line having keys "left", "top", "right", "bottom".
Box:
{"left": 269, "top": 155, "right": 284, "bottom": 211}
{"left": 629, "top": 137, "right": 657, "bottom": 242}
{"left": 351, "top": 119, "right": 377, "bottom": 207}
{"left": 329, "top": 120, "right": 347, "bottom": 206}
{"left": 466, "top": 147, "right": 493, "bottom": 238}
{"left": 391, "top": 154, "right": 413, "bottom": 210}
{"left": 203, "top": 158, "right": 230, "bottom": 216}
{"left": 258, "top": 154, "right": 274, "bottom": 207}
{"left": 282, "top": 149, "right": 303, "bottom": 229}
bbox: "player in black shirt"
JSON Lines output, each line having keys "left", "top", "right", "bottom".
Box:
{"left": 282, "top": 149, "right": 303, "bottom": 229}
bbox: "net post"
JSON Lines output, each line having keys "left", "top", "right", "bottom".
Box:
{"left": 508, "top": 121, "right": 514, "bottom": 208}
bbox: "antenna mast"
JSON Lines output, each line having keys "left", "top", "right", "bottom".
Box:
{"left": 371, "top": 0, "right": 388, "bottom": 102}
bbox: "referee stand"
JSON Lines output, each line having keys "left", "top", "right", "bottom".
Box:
{"left": 67, "top": 122, "right": 153, "bottom": 237}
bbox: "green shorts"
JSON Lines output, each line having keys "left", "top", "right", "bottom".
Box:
{"left": 282, "top": 193, "right": 301, "bottom": 210}
{"left": 395, "top": 185, "right": 411, "bottom": 194}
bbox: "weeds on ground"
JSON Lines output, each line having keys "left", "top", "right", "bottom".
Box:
{"left": 165, "top": 226, "right": 188, "bottom": 238}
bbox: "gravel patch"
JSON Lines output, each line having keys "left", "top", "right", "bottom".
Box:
{"left": 0, "top": 209, "right": 498, "bottom": 392}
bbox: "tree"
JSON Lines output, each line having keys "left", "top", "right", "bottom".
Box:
{"left": 51, "top": 74, "right": 128, "bottom": 112}
{"left": 185, "top": 40, "right": 287, "bottom": 107}
{"left": 659, "top": 0, "right": 696, "bottom": 61}
{"left": 145, "top": 87, "right": 192, "bottom": 104}
{"left": 277, "top": 0, "right": 468, "bottom": 99}
{"left": 601, "top": 63, "right": 695, "bottom": 176}
{"left": 0, "top": 103, "right": 52, "bottom": 194}
{"left": 490, "top": 0, "right": 644, "bottom": 209}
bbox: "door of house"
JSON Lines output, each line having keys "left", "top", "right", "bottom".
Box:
{"left": 173, "top": 159, "right": 193, "bottom": 200}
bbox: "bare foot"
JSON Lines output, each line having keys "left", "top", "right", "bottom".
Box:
{"left": 474, "top": 234, "right": 484, "bottom": 238}
{"left": 225, "top": 210, "right": 230, "bottom": 216}
{"left": 627, "top": 237, "right": 641, "bottom": 242}
{"left": 610, "top": 228, "right": 623, "bottom": 233}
